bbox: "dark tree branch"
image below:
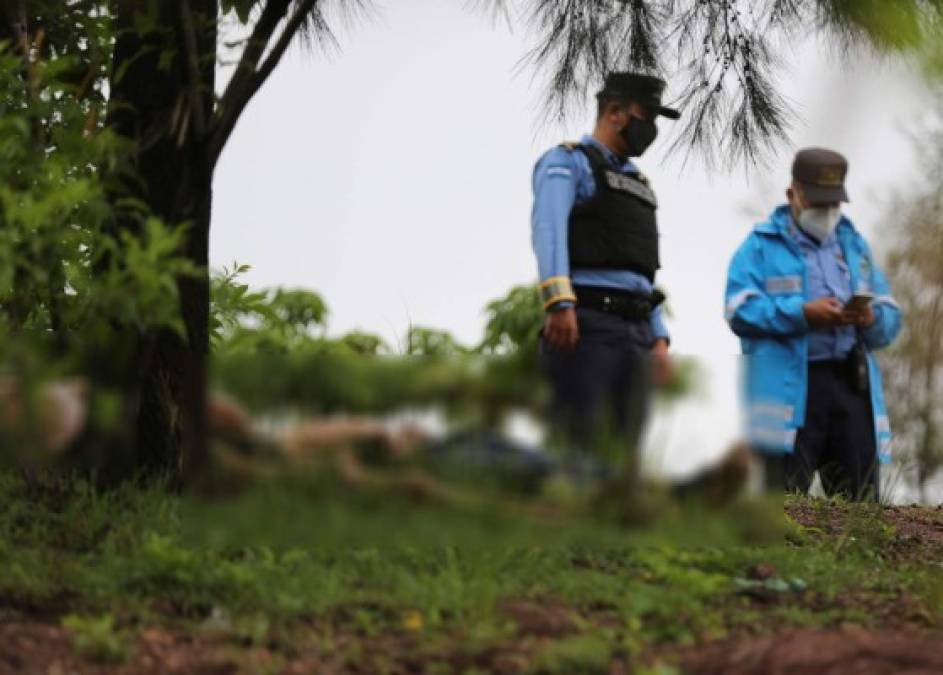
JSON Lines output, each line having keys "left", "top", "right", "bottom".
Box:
{"left": 179, "top": 0, "right": 207, "bottom": 139}
{"left": 224, "top": 0, "right": 291, "bottom": 96}
{"left": 208, "top": 0, "right": 318, "bottom": 169}
{"left": 208, "top": 0, "right": 292, "bottom": 165}
{"left": 255, "top": 0, "right": 320, "bottom": 83}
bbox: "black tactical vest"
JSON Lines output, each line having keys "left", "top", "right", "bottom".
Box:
{"left": 567, "top": 143, "right": 660, "bottom": 282}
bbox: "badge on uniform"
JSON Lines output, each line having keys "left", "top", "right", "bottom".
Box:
{"left": 546, "top": 166, "right": 572, "bottom": 178}
{"left": 603, "top": 170, "right": 657, "bottom": 207}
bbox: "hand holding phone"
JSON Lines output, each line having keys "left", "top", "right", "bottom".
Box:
{"left": 803, "top": 297, "right": 845, "bottom": 329}
{"left": 842, "top": 293, "right": 875, "bottom": 327}
{"left": 843, "top": 293, "right": 874, "bottom": 314}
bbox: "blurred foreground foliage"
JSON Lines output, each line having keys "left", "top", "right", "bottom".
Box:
{"left": 0, "top": 37, "right": 200, "bottom": 468}
{"left": 0, "top": 47, "right": 195, "bottom": 363}
{"left": 210, "top": 269, "right": 694, "bottom": 424}
{"left": 0, "top": 28, "right": 213, "bottom": 480}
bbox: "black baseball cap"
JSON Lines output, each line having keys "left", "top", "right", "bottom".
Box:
{"left": 792, "top": 147, "right": 850, "bottom": 204}
{"left": 596, "top": 72, "right": 680, "bottom": 120}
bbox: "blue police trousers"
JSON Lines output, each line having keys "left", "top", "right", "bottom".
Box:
{"left": 539, "top": 308, "right": 654, "bottom": 458}
{"left": 763, "top": 359, "right": 880, "bottom": 502}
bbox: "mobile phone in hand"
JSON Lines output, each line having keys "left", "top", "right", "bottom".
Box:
{"left": 843, "top": 293, "right": 874, "bottom": 314}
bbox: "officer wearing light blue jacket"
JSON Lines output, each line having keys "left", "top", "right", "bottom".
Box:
{"left": 725, "top": 148, "right": 902, "bottom": 500}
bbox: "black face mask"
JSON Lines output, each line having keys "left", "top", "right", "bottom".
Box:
{"left": 620, "top": 116, "right": 658, "bottom": 157}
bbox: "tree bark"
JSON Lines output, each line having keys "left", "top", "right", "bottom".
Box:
{"left": 107, "top": 0, "right": 217, "bottom": 486}
{"left": 1, "top": 1, "right": 28, "bottom": 52}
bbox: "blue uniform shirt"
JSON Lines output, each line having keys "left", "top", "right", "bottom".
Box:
{"left": 792, "top": 223, "right": 857, "bottom": 361}
{"left": 530, "top": 134, "right": 669, "bottom": 341}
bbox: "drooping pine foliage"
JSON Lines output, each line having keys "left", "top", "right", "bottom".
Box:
{"left": 220, "top": 0, "right": 941, "bottom": 168}
{"left": 478, "top": 0, "right": 942, "bottom": 166}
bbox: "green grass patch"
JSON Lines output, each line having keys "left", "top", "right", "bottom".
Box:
{"left": 1, "top": 471, "right": 940, "bottom": 671}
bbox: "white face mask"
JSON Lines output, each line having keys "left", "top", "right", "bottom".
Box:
{"left": 798, "top": 206, "right": 842, "bottom": 242}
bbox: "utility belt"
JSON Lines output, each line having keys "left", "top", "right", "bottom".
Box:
{"left": 809, "top": 343, "right": 870, "bottom": 394}
{"left": 573, "top": 285, "right": 665, "bottom": 322}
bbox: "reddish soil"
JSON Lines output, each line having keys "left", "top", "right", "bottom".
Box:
{"left": 4, "top": 619, "right": 943, "bottom": 674}
{"left": 0, "top": 622, "right": 256, "bottom": 675}
{"left": 674, "top": 626, "right": 943, "bottom": 675}
{"left": 787, "top": 503, "right": 943, "bottom": 546}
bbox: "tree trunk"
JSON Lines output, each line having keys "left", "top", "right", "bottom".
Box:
{"left": 106, "top": 0, "right": 216, "bottom": 486}
{"left": 1, "top": 1, "right": 27, "bottom": 51}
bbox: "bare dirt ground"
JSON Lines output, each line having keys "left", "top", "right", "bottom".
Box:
{"left": 674, "top": 626, "right": 943, "bottom": 675}
{"left": 4, "top": 619, "right": 943, "bottom": 675}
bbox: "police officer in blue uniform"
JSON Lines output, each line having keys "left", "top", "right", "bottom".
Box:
{"left": 725, "top": 148, "right": 902, "bottom": 501}
{"left": 531, "top": 72, "right": 679, "bottom": 464}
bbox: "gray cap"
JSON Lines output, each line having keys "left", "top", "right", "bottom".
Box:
{"left": 792, "top": 147, "right": 849, "bottom": 204}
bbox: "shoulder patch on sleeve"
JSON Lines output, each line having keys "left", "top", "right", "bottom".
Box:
{"left": 545, "top": 166, "right": 573, "bottom": 178}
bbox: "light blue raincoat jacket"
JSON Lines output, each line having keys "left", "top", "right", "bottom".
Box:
{"left": 725, "top": 205, "right": 902, "bottom": 462}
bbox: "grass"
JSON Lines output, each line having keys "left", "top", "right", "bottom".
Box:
{"left": 0, "top": 469, "right": 940, "bottom": 672}
{"left": 61, "top": 613, "right": 130, "bottom": 664}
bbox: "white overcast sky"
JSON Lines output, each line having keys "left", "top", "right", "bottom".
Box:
{"left": 210, "top": 1, "right": 933, "bottom": 482}
{"left": 212, "top": 2, "right": 928, "bottom": 352}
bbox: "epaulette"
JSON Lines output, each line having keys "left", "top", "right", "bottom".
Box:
{"left": 559, "top": 141, "right": 581, "bottom": 151}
